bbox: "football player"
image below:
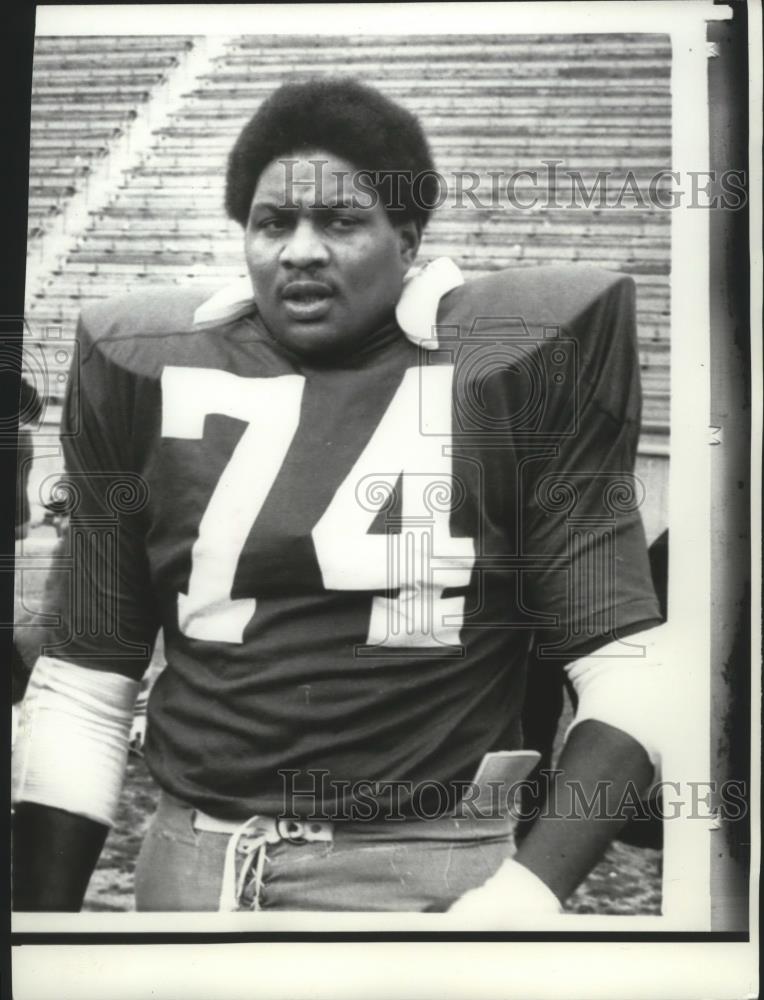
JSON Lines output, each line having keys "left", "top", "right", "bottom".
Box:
{"left": 12, "top": 79, "right": 667, "bottom": 918}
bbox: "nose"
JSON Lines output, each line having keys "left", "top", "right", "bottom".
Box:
{"left": 280, "top": 218, "right": 330, "bottom": 270}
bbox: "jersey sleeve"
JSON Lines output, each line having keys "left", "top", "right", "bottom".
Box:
{"left": 40, "top": 310, "right": 159, "bottom": 679}
{"left": 519, "top": 273, "right": 662, "bottom": 662}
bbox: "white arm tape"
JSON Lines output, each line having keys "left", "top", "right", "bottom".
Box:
{"left": 563, "top": 625, "right": 669, "bottom": 777}
{"left": 12, "top": 656, "right": 141, "bottom": 827}
{"left": 449, "top": 857, "right": 561, "bottom": 918}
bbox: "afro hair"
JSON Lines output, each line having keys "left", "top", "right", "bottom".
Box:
{"left": 224, "top": 77, "right": 439, "bottom": 230}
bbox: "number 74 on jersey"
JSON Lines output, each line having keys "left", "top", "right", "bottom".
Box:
{"left": 162, "top": 365, "right": 476, "bottom": 650}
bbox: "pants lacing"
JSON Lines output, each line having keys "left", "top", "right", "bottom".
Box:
{"left": 217, "top": 815, "right": 333, "bottom": 911}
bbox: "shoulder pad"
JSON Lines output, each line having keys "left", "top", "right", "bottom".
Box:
{"left": 78, "top": 286, "right": 222, "bottom": 346}
{"left": 440, "top": 265, "right": 633, "bottom": 333}
{"left": 76, "top": 285, "right": 249, "bottom": 379}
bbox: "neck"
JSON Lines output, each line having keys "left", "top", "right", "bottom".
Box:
{"left": 257, "top": 311, "right": 404, "bottom": 369}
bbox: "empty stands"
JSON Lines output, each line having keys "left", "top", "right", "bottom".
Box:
{"left": 28, "top": 36, "right": 194, "bottom": 250}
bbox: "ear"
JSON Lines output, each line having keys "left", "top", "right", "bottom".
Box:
{"left": 396, "top": 219, "right": 421, "bottom": 268}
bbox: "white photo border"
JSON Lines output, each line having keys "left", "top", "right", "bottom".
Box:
{"left": 10, "top": 1, "right": 760, "bottom": 998}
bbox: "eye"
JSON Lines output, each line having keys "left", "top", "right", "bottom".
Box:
{"left": 249, "top": 215, "right": 289, "bottom": 236}
{"left": 327, "top": 216, "right": 359, "bottom": 231}
{"left": 254, "top": 217, "right": 289, "bottom": 233}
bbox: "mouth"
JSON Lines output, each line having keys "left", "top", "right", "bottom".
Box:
{"left": 280, "top": 280, "right": 335, "bottom": 322}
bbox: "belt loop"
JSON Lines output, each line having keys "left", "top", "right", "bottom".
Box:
{"left": 277, "top": 818, "right": 304, "bottom": 841}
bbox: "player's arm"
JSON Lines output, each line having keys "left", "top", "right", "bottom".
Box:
{"left": 515, "top": 627, "right": 665, "bottom": 901}
{"left": 12, "top": 556, "right": 128, "bottom": 911}
{"left": 12, "top": 308, "right": 156, "bottom": 912}
{"left": 449, "top": 625, "right": 667, "bottom": 920}
{"left": 12, "top": 807, "right": 110, "bottom": 912}
{"left": 448, "top": 271, "right": 666, "bottom": 920}
{"left": 12, "top": 656, "right": 141, "bottom": 910}
{"left": 512, "top": 721, "right": 653, "bottom": 904}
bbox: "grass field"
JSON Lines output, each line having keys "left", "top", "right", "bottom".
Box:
{"left": 14, "top": 531, "right": 661, "bottom": 916}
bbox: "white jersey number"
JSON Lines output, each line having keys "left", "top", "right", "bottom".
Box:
{"left": 313, "top": 366, "right": 475, "bottom": 648}
{"left": 161, "top": 368, "right": 304, "bottom": 642}
{"left": 162, "top": 365, "right": 475, "bottom": 647}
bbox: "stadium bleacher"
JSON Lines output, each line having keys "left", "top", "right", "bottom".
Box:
{"left": 27, "top": 36, "right": 193, "bottom": 249}
{"left": 25, "top": 32, "right": 671, "bottom": 489}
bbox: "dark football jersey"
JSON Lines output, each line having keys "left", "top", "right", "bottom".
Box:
{"left": 45, "top": 263, "right": 661, "bottom": 819}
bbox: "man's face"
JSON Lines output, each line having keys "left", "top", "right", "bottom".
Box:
{"left": 244, "top": 151, "right": 420, "bottom": 359}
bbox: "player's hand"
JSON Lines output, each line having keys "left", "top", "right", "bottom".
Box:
{"left": 446, "top": 858, "right": 562, "bottom": 927}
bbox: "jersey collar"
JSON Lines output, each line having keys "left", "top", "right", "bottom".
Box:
{"left": 192, "top": 257, "right": 464, "bottom": 350}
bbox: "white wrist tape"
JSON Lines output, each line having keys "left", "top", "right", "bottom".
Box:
{"left": 12, "top": 656, "right": 140, "bottom": 827}
{"left": 563, "top": 625, "right": 669, "bottom": 776}
{"left": 449, "top": 858, "right": 561, "bottom": 918}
